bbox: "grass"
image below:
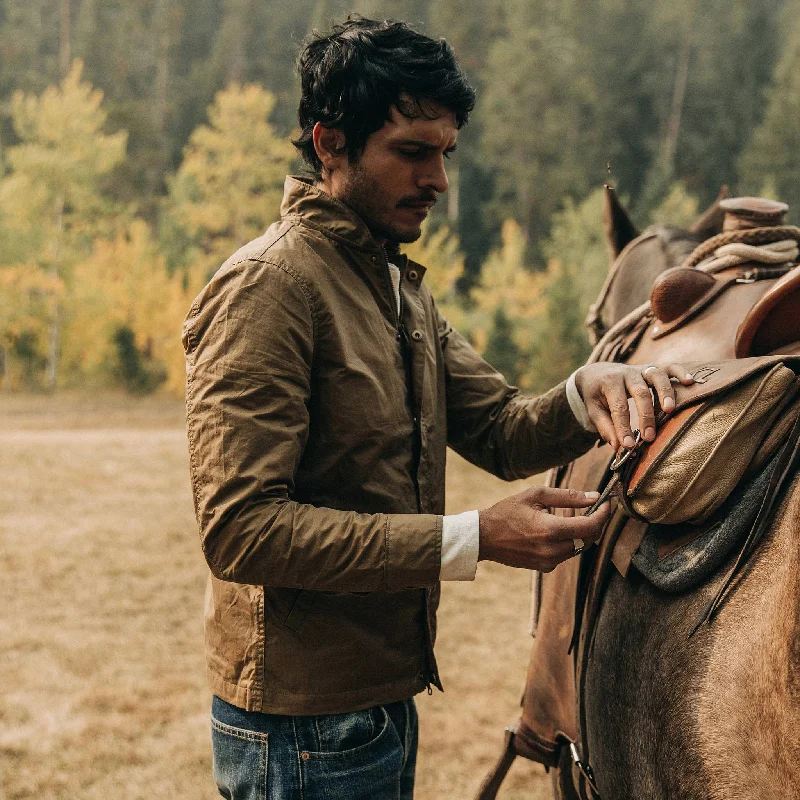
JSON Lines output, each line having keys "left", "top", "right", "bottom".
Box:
{"left": 0, "top": 392, "right": 551, "bottom": 799}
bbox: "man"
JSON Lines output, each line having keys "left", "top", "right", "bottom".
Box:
{"left": 183, "top": 17, "right": 692, "bottom": 800}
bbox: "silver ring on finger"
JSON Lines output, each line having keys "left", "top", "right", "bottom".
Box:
{"left": 641, "top": 365, "right": 658, "bottom": 379}
{"left": 573, "top": 538, "right": 585, "bottom": 557}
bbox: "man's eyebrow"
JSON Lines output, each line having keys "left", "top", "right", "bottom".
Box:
{"left": 395, "top": 139, "right": 458, "bottom": 152}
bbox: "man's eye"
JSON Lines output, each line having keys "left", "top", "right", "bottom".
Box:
{"left": 399, "top": 148, "right": 424, "bottom": 159}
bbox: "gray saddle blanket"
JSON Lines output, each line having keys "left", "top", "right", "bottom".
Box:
{"left": 630, "top": 454, "right": 779, "bottom": 592}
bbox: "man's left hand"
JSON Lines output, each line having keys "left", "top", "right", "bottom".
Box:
{"left": 574, "top": 362, "right": 695, "bottom": 450}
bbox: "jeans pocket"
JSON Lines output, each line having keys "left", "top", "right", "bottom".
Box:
{"left": 300, "top": 706, "right": 404, "bottom": 800}
{"left": 211, "top": 715, "right": 269, "bottom": 800}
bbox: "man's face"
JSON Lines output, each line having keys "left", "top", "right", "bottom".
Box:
{"left": 331, "top": 101, "right": 458, "bottom": 244}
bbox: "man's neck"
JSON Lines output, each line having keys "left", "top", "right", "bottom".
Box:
{"left": 313, "top": 178, "right": 388, "bottom": 247}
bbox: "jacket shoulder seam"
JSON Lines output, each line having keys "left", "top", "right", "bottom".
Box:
{"left": 260, "top": 257, "right": 319, "bottom": 343}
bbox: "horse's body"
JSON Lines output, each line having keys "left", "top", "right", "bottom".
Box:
{"left": 559, "top": 192, "right": 800, "bottom": 799}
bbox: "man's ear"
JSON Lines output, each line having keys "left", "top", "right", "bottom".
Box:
{"left": 313, "top": 123, "right": 347, "bottom": 173}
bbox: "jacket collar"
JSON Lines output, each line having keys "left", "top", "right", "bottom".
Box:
{"left": 281, "top": 176, "right": 382, "bottom": 252}
{"left": 279, "top": 176, "right": 427, "bottom": 280}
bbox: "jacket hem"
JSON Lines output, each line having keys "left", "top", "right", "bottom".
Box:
{"left": 208, "top": 668, "right": 428, "bottom": 716}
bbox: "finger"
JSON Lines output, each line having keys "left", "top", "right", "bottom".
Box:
{"left": 524, "top": 485, "right": 601, "bottom": 510}
{"left": 547, "top": 502, "right": 611, "bottom": 541}
{"left": 603, "top": 378, "right": 637, "bottom": 449}
{"left": 667, "top": 363, "right": 696, "bottom": 386}
{"left": 642, "top": 366, "right": 676, "bottom": 413}
{"left": 548, "top": 539, "right": 581, "bottom": 567}
{"left": 585, "top": 403, "right": 619, "bottom": 450}
{"left": 625, "top": 373, "right": 656, "bottom": 441}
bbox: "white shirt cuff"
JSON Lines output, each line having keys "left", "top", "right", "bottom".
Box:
{"left": 566, "top": 370, "right": 597, "bottom": 433}
{"left": 440, "top": 510, "right": 480, "bottom": 581}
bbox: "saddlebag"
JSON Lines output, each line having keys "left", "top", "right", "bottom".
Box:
{"left": 620, "top": 355, "right": 800, "bottom": 525}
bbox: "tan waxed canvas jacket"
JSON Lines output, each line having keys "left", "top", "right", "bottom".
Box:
{"left": 182, "top": 176, "right": 598, "bottom": 715}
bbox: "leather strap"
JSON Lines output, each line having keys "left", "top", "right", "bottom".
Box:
{"left": 611, "top": 518, "right": 648, "bottom": 577}
{"left": 474, "top": 728, "right": 517, "bottom": 800}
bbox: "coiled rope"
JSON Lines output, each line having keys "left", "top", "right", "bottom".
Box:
{"left": 682, "top": 225, "right": 800, "bottom": 267}
{"left": 699, "top": 239, "right": 800, "bottom": 274}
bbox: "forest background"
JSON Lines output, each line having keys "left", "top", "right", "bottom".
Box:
{"left": 1, "top": 0, "right": 799, "bottom": 396}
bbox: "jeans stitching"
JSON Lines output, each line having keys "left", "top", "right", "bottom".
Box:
{"left": 402, "top": 700, "right": 411, "bottom": 771}
{"left": 303, "top": 706, "right": 390, "bottom": 760}
{"left": 262, "top": 730, "right": 269, "bottom": 798}
{"left": 292, "top": 716, "right": 305, "bottom": 800}
{"left": 211, "top": 715, "right": 270, "bottom": 744}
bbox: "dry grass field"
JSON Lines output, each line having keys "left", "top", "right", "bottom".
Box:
{"left": 0, "top": 392, "right": 552, "bottom": 799}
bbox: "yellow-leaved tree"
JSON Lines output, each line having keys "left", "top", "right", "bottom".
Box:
{"left": 470, "top": 219, "right": 544, "bottom": 384}
{"left": 0, "top": 60, "right": 127, "bottom": 388}
{"left": 66, "top": 219, "right": 193, "bottom": 393}
{"left": 167, "top": 83, "right": 295, "bottom": 283}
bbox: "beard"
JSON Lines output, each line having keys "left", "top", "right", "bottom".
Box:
{"left": 339, "top": 161, "right": 435, "bottom": 244}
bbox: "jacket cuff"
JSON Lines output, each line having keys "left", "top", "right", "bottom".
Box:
{"left": 566, "top": 370, "right": 597, "bottom": 433}
{"left": 385, "top": 513, "right": 443, "bottom": 589}
{"left": 440, "top": 510, "right": 480, "bottom": 581}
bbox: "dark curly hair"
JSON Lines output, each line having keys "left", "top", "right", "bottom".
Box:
{"left": 294, "top": 17, "right": 476, "bottom": 175}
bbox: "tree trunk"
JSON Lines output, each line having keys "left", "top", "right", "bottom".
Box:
{"left": 0, "top": 344, "right": 8, "bottom": 391}
{"left": 663, "top": 8, "right": 694, "bottom": 171}
{"left": 60, "top": 0, "right": 71, "bottom": 79}
{"left": 223, "top": 0, "right": 248, "bottom": 84}
{"left": 155, "top": 0, "right": 170, "bottom": 135}
{"left": 46, "top": 194, "right": 66, "bottom": 391}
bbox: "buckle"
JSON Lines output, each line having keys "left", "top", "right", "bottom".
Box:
{"left": 609, "top": 429, "right": 643, "bottom": 470}
{"left": 569, "top": 741, "right": 602, "bottom": 798}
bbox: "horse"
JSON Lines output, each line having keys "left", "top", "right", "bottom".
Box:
{"left": 478, "top": 189, "right": 800, "bottom": 800}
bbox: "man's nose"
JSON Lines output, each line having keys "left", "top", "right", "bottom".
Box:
{"left": 419, "top": 156, "right": 449, "bottom": 195}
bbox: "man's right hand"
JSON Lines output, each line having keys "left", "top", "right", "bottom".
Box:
{"left": 478, "top": 486, "right": 611, "bottom": 572}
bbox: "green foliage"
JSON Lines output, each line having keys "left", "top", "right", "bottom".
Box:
{"left": 648, "top": 182, "right": 700, "bottom": 229}
{"left": 402, "top": 222, "right": 469, "bottom": 330}
{"left": 0, "top": 1, "right": 798, "bottom": 395}
{"left": 112, "top": 325, "right": 167, "bottom": 394}
{"left": 483, "top": 307, "right": 522, "bottom": 384}
{"left": 542, "top": 189, "right": 609, "bottom": 314}
{"left": 479, "top": 2, "right": 598, "bottom": 242}
{"left": 739, "top": 3, "right": 800, "bottom": 222}
{"left": 526, "top": 259, "right": 593, "bottom": 392}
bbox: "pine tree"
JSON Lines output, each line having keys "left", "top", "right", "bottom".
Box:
{"left": 470, "top": 219, "right": 544, "bottom": 377}
{"left": 739, "top": 3, "right": 800, "bottom": 220}
{"left": 478, "top": 0, "right": 599, "bottom": 242}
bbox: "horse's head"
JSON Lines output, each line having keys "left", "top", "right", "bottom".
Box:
{"left": 585, "top": 186, "right": 730, "bottom": 344}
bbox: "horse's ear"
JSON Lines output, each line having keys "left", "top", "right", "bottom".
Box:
{"left": 689, "top": 185, "right": 730, "bottom": 238}
{"left": 604, "top": 184, "right": 640, "bottom": 265}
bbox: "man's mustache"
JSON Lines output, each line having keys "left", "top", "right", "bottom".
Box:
{"left": 397, "top": 193, "right": 438, "bottom": 208}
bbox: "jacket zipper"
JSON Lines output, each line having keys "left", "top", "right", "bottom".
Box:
{"left": 378, "top": 248, "right": 439, "bottom": 691}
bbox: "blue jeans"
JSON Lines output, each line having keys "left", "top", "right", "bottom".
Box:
{"left": 211, "top": 695, "right": 418, "bottom": 800}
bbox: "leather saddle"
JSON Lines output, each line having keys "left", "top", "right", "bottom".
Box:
{"left": 477, "top": 197, "right": 800, "bottom": 800}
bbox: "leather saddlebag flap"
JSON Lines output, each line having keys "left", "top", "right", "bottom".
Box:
{"left": 626, "top": 355, "right": 800, "bottom": 525}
